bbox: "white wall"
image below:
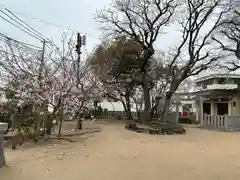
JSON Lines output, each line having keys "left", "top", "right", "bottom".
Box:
{"left": 0, "top": 91, "right": 7, "bottom": 103}
{"left": 231, "top": 95, "right": 240, "bottom": 116}
{"left": 100, "top": 100, "right": 138, "bottom": 112}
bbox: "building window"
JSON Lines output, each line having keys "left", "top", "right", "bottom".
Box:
{"left": 218, "top": 78, "right": 225, "bottom": 84}
{"left": 203, "top": 103, "right": 211, "bottom": 115}
{"left": 217, "top": 103, "right": 228, "bottom": 115}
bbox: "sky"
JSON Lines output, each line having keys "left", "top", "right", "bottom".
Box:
{"left": 0, "top": 0, "right": 237, "bottom": 78}
{"left": 0, "top": 0, "right": 180, "bottom": 55}
{"left": 0, "top": 0, "right": 112, "bottom": 54}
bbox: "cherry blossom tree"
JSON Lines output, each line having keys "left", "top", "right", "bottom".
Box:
{"left": 0, "top": 33, "right": 100, "bottom": 139}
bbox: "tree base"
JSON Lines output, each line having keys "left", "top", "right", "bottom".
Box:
{"left": 125, "top": 122, "right": 186, "bottom": 135}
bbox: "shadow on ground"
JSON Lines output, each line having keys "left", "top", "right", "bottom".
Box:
{"left": 4, "top": 120, "right": 101, "bottom": 150}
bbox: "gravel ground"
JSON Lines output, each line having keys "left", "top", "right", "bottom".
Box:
{"left": 1, "top": 120, "right": 240, "bottom": 180}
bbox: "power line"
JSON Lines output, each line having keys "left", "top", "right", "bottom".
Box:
{"left": 16, "top": 13, "right": 97, "bottom": 38}
{"left": 0, "top": 8, "right": 49, "bottom": 42}
{"left": 0, "top": 33, "right": 42, "bottom": 56}
{"left": 0, "top": 39, "right": 37, "bottom": 54}
{"left": 0, "top": 49, "right": 22, "bottom": 58}
{"left": 0, "top": 13, "right": 43, "bottom": 41}
{"left": 0, "top": 6, "right": 54, "bottom": 44}
{"left": 0, "top": 35, "right": 39, "bottom": 51}
{"left": 0, "top": 7, "right": 59, "bottom": 54}
{"left": 5, "top": 8, "right": 49, "bottom": 41}
{"left": 0, "top": 33, "right": 41, "bottom": 50}
{"left": 0, "top": 4, "right": 99, "bottom": 57}
{"left": 0, "top": 4, "right": 98, "bottom": 39}
{"left": 0, "top": 9, "right": 45, "bottom": 41}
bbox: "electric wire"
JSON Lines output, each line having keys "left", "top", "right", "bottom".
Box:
{"left": 0, "top": 3, "right": 98, "bottom": 39}
{"left": 0, "top": 9, "right": 45, "bottom": 41}
{"left": 5, "top": 8, "right": 49, "bottom": 41}
{"left": 0, "top": 33, "right": 42, "bottom": 56}
{"left": 0, "top": 13, "right": 43, "bottom": 41}
{"left": 0, "top": 5, "right": 55, "bottom": 48}
{"left": 0, "top": 32, "right": 41, "bottom": 49}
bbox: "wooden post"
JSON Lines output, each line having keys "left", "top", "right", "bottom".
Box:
{"left": 175, "top": 96, "right": 180, "bottom": 124}
{"left": 0, "top": 134, "right": 5, "bottom": 167}
{"left": 199, "top": 96, "right": 204, "bottom": 125}
{"left": 0, "top": 123, "right": 7, "bottom": 168}
{"left": 224, "top": 114, "right": 228, "bottom": 131}
{"left": 175, "top": 103, "right": 180, "bottom": 123}
{"left": 214, "top": 115, "right": 217, "bottom": 127}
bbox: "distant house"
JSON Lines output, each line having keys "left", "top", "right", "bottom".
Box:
{"left": 175, "top": 78, "right": 200, "bottom": 113}
{"left": 189, "top": 73, "right": 240, "bottom": 131}
{"left": 195, "top": 74, "right": 240, "bottom": 117}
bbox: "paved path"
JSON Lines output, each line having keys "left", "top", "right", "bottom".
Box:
{"left": 1, "top": 121, "right": 240, "bottom": 180}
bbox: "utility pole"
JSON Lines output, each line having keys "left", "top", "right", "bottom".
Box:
{"left": 75, "top": 33, "right": 86, "bottom": 84}
{"left": 38, "top": 40, "right": 47, "bottom": 134}
{"left": 76, "top": 33, "right": 81, "bottom": 84}
{"left": 39, "top": 39, "right": 46, "bottom": 87}
{"left": 75, "top": 33, "right": 86, "bottom": 129}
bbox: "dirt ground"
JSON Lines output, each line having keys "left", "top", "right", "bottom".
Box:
{"left": 1, "top": 120, "right": 240, "bottom": 180}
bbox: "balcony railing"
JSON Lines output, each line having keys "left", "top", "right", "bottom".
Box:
{"left": 206, "top": 84, "right": 238, "bottom": 90}
{"left": 202, "top": 114, "right": 240, "bottom": 131}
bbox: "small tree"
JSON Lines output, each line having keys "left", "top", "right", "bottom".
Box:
{"left": 90, "top": 37, "right": 142, "bottom": 120}
{"left": 0, "top": 33, "right": 100, "bottom": 140}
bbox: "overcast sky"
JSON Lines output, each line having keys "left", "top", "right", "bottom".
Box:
{"left": 0, "top": 0, "right": 237, "bottom": 77}
{"left": 0, "top": 0, "right": 180, "bottom": 54}
{"left": 0, "top": 0, "right": 113, "bottom": 53}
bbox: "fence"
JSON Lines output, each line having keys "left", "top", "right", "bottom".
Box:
{"left": 202, "top": 114, "right": 240, "bottom": 131}
{"left": 97, "top": 111, "right": 138, "bottom": 119}
{"left": 96, "top": 110, "right": 178, "bottom": 123}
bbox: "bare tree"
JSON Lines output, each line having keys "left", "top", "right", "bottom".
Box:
{"left": 96, "top": 0, "right": 178, "bottom": 121}
{"left": 159, "top": 0, "right": 228, "bottom": 121}
{"left": 96, "top": 0, "right": 228, "bottom": 122}
{"left": 213, "top": 1, "right": 240, "bottom": 70}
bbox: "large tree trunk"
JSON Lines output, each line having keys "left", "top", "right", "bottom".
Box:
{"left": 125, "top": 99, "right": 132, "bottom": 120}
{"left": 58, "top": 108, "right": 63, "bottom": 138}
{"left": 150, "top": 97, "right": 161, "bottom": 120}
{"left": 160, "top": 77, "right": 183, "bottom": 122}
{"left": 125, "top": 87, "right": 132, "bottom": 120}
{"left": 121, "top": 98, "right": 132, "bottom": 120}
{"left": 160, "top": 96, "right": 171, "bottom": 122}
{"left": 142, "top": 72, "right": 151, "bottom": 123}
